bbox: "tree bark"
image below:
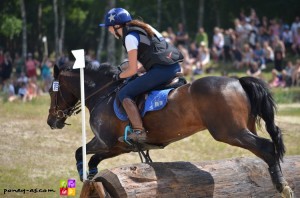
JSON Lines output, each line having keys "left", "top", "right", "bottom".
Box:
{"left": 107, "top": 0, "right": 116, "bottom": 65}
{"left": 58, "top": 0, "right": 65, "bottom": 56}
{"left": 197, "top": 0, "right": 205, "bottom": 28}
{"left": 85, "top": 156, "right": 299, "bottom": 198}
{"left": 53, "top": 0, "right": 59, "bottom": 62}
{"left": 157, "top": 0, "right": 162, "bottom": 30}
{"left": 179, "top": 0, "right": 186, "bottom": 27}
{"left": 20, "top": 0, "right": 27, "bottom": 60}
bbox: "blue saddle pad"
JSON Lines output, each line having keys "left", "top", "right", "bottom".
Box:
{"left": 113, "top": 88, "right": 174, "bottom": 121}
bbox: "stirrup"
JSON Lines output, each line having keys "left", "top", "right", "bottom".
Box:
{"left": 119, "top": 125, "right": 147, "bottom": 144}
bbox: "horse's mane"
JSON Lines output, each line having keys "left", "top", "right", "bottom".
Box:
{"left": 59, "top": 61, "right": 119, "bottom": 76}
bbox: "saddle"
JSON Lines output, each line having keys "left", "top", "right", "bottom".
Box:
{"left": 116, "top": 73, "right": 187, "bottom": 113}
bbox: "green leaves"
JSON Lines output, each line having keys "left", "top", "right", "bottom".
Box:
{"left": 0, "top": 15, "right": 22, "bottom": 39}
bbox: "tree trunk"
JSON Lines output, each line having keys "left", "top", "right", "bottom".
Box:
{"left": 53, "top": 0, "right": 59, "bottom": 62}
{"left": 83, "top": 156, "right": 299, "bottom": 198}
{"left": 37, "top": 3, "right": 43, "bottom": 59}
{"left": 197, "top": 0, "right": 205, "bottom": 28}
{"left": 58, "top": 0, "right": 65, "bottom": 56}
{"left": 157, "top": 0, "right": 162, "bottom": 30}
{"left": 96, "top": 5, "right": 109, "bottom": 63}
{"left": 20, "top": 0, "right": 27, "bottom": 60}
{"left": 179, "top": 0, "right": 186, "bottom": 27}
{"left": 107, "top": 0, "right": 116, "bottom": 65}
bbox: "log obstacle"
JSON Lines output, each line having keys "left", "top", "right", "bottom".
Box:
{"left": 80, "top": 156, "right": 299, "bottom": 198}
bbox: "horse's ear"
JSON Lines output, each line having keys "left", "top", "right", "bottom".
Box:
{"left": 53, "top": 64, "right": 60, "bottom": 79}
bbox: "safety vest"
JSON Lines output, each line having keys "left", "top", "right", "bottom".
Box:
{"left": 122, "top": 26, "right": 183, "bottom": 71}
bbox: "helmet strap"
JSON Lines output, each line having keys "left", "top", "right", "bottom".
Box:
{"left": 113, "top": 26, "right": 123, "bottom": 39}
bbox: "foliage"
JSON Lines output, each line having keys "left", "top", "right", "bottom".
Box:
{"left": 0, "top": 15, "right": 22, "bottom": 39}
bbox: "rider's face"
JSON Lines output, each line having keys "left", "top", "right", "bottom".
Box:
{"left": 108, "top": 26, "right": 122, "bottom": 39}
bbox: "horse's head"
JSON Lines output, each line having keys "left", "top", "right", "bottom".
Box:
{"left": 47, "top": 62, "right": 121, "bottom": 129}
{"left": 47, "top": 64, "right": 79, "bottom": 129}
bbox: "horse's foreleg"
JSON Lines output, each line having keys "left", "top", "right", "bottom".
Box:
{"left": 75, "top": 137, "right": 108, "bottom": 181}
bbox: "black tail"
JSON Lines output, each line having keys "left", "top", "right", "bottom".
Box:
{"left": 239, "top": 76, "right": 285, "bottom": 162}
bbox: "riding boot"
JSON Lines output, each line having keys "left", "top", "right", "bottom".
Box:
{"left": 122, "top": 98, "right": 147, "bottom": 143}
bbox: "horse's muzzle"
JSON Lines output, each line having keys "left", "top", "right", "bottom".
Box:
{"left": 47, "top": 116, "right": 66, "bottom": 129}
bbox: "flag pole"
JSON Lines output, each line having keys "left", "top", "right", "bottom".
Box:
{"left": 72, "top": 49, "right": 87, "bottom": 181}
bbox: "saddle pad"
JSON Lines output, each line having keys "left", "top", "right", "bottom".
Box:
{"left": 113, "top": 88, "right": 174, "bottom": 121}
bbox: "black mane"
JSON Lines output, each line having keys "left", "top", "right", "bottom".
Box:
{"left": 59, "top": 61, "right": 119, "bottom": 76}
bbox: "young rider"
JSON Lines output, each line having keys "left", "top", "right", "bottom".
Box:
{"left": 99, "top": 8, "right": 183, "bottom": 142}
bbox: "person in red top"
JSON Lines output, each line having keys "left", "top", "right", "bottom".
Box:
{"left": 25, "top": 53, "right": 40, "bottom": 78}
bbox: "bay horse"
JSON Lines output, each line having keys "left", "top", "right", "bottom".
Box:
{"left": 47, "top": 62, "right": 293, "bottom": 197}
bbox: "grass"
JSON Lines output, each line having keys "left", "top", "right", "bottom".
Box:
{"left": 0, "top": 93, "right": 299, "bottom": 198}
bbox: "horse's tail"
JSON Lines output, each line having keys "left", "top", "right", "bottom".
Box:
{"left": 239, "top": 76, "right": 285, "bottom": 162}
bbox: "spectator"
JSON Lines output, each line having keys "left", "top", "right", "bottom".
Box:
{"left": 41, "top": 57, "right": 53, "bottom": 92}
{"left": 177, "top": 44, "right": 192, "bottom": 76}
{"left": 166, "top": 27, "right": 176, "bottom": 45}
{"left": 194, "top": 27, "right": 208, "bottom": 47}
{"left": 198, "top": 41, "right": 210, "bottom": 71}
{"left": 175, "top": 23, "right": 189, "bottom": 47}
{"left": 223, "top": 29, "right": 234, "bottom": 62}
{"left": 188, "top": 42, "right": 199, "bottom": 67}
{"left": 253, "top": 42, "right": 266, "bottom": 69}
{"left": 272, "top": 35, "right": 286, "bottom": 58}
{"left": 257, "top": 26, "right": 271, "bottom": 45}
{"left": 246, "top": 61, "right": 262, "bottom": 79}
{"left": 263, "top": 41, "right": 274, "bottom": 63}
{"left": 2, "top": 78, "right": 17, "bottom": 102}
{"left": 291, "top": 16, "right": 300, "bottom": 37}
{"left": 25, "top": 53, "right": 40, "bottom": 79}
{"left": 18, "top": 82, "right": 27, "bottom": 102}
{"left": 239, "top": 43, "right": 254, "bottom": 69}
{"left": 270, "top": 51, "right": 286, "bottom": 87}
{"left": 161, "top": 31, "right": 171, "bottom": 43}
{"left": 291, "top": 27, "right": 300, "bottom": 56}
{"left": 211, "top": 27, "right": 224, "bottom": 62}
{"left": 281, "top": 25, "right": 293, "bottom": 51}
{"left": 25, "top": 78, "right": 38, "bottom": 101}
{"left": 292, "top": 59, "right": 300, "bottom": 86}
{"left": 283, "top": 61, "right": 295, "bottom": 87}
{"left": 13, "top": 52, "right": 24, "bottom": 77}
{"left": 58, "top": 52, "right": 69, "bottom": 67}
{"left": 1, "top": 52, "right": 13, "bottom": 83}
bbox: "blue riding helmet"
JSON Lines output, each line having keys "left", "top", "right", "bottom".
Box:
{"left": 99, "top": 8, "right": 132, "bottom": 27}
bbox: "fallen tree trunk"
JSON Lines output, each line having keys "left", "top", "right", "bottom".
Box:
{"left": 82, "top": 156, "right": 299, "bottom": 198}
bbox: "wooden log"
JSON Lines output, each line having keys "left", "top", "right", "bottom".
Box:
{"left": 85, "top": 156, "right": 299, "bottom": 198}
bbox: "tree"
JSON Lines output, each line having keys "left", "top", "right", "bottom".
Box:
{"left": 20, "top": 0, "right": 27, "bottom": 60}
{"left": 107, "top": 0, "right": 116, "bottom": 65}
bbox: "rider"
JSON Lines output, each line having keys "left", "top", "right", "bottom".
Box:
{"left": 99, "top": 8, "right": 183, "bottom": 143}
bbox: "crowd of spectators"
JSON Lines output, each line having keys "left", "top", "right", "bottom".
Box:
{"left": 1, "top": 9, "right": 300, "bottom": 102}
{"left": 161, "top": 9, "right": 300, "bottom": 87}
{"left": 0, "top": 49, "right": 57, "bottom": 102}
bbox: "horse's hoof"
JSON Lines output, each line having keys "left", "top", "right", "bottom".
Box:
{"left": 281, "top": 185, "right": 294, "bottom": 198}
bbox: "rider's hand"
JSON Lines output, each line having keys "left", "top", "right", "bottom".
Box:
{"left": 113, "top": 71, "right": 122, "bottom": 81}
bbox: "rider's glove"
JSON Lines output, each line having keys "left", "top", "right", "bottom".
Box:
{"left": 113, "top": 71, "right": 122, "bottom": 81}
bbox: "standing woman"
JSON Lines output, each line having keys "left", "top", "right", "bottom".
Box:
{"left": 99, "top": 8, "right": 183, "bottom": 142}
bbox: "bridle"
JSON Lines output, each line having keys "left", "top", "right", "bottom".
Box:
{"left": 48, "top": 68, "right": 125, "bottom": 120}
{"left": 48, "top": 79, "right": 81, "bottom": 119}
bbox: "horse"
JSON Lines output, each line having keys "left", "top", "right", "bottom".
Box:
{"left": 47, "top": 62, "right": 293, "bottom": 197}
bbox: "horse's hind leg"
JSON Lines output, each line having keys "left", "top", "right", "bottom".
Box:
{"left": 210, "top": 128, "right": 290, "bottom": 196}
